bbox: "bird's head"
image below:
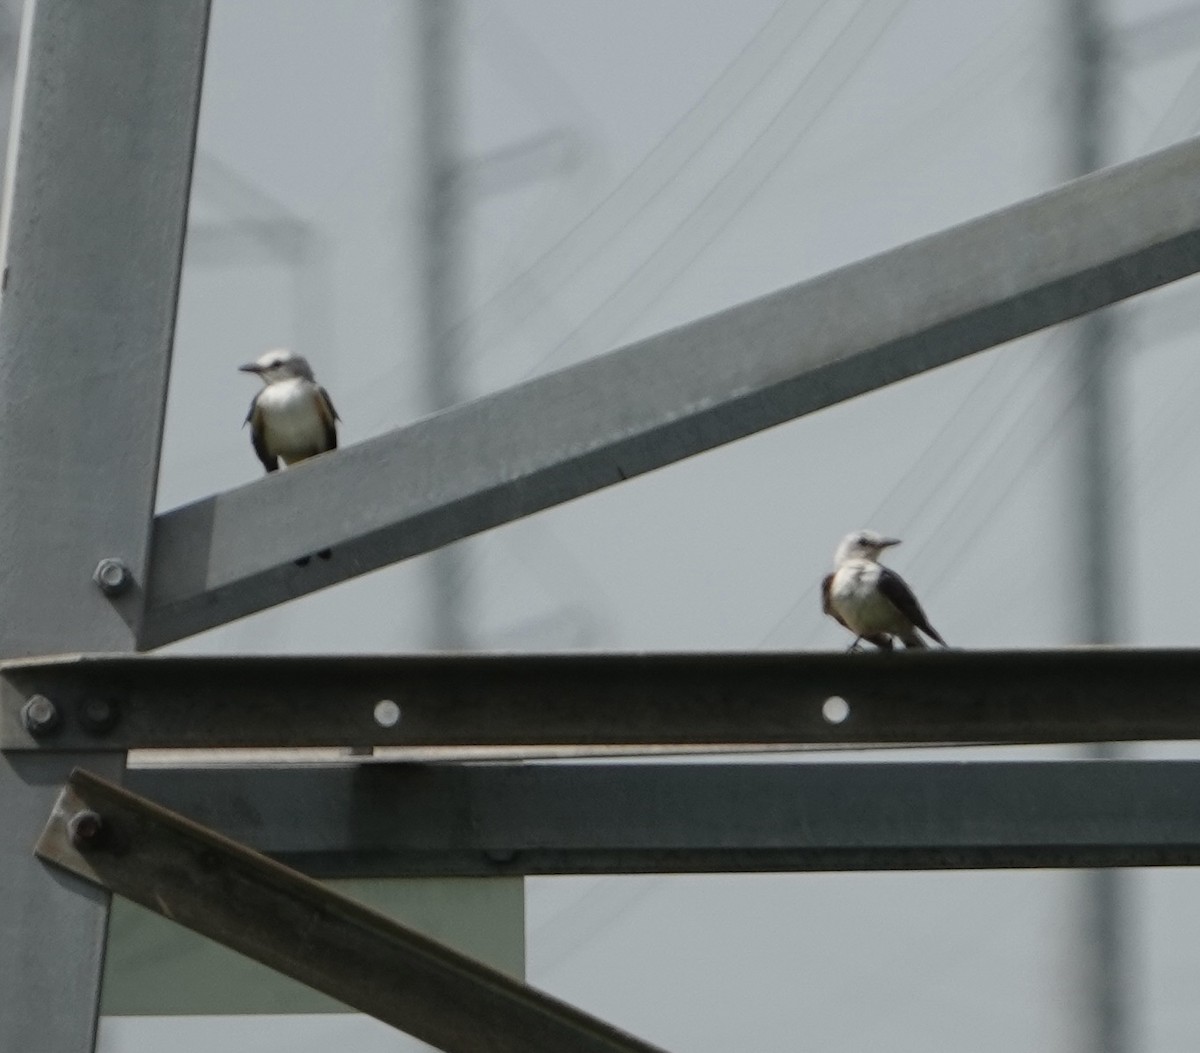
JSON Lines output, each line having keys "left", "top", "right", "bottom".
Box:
{"left": 239, "top": 349, "right": 315, "bottom": 385}
{"left": 834, "top": 529, "right": 901, "bottom": 566}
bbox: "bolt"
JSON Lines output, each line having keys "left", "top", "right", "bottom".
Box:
{"left": 93, "top": 557, "right": 131, "bottom": 596}
{"left": 21, "top": 694, "right": 60, "bottom": 737}
{"left": 79, "top": 697, "right": 119, "bottom": 735}
{"left": 67, "top": 810, "right": 107, "bottom": 851}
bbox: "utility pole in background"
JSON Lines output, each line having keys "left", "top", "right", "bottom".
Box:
{"left": 417, "top": 0, "right": 471, "bottom": 650}
{"left": 1065, "top": 1, "right": 1130, "bottom": 1051}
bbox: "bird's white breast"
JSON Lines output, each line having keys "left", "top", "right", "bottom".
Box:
{"left": 829, "top": 560, "right": 902, "bottom": 635}
{"left": 257, "top": 378, "right": 327, "bottom": 461}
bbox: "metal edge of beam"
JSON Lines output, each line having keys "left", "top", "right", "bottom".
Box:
{"left": 36, "top": 768, "right": 668, "bottom": 1053}
{"left": 123, "top": 758, "right": 1200, "bottom": 877}
{"left": 5, "top": 648, "right": 1200, "bottom": 751}
{"left": 142, "top": 134, "right": 1200, "bottom": 647}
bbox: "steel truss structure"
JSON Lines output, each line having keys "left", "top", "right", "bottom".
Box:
{"left": 5, "top": 3, "right": 1200, "bottom": 1052}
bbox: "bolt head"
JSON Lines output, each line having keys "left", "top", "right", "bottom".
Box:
{"left": 93, "top": 558, "right": 131, "bottom": 596}
{"left": 21, "top": 694, "right": 60, "bottom": 737}
{"left": 67, "top": 810, "right": 107, "bottom": 851}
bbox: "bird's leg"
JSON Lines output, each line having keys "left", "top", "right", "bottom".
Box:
{"left": 845, "top": 636, "right": 863, "bottom": 654}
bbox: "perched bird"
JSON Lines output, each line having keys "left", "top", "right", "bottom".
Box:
{"left": 241, "top": 349, "right": 339, "bottom": 564}
{"left": 821, "top": 530, "right": 946, "bottom": 651}
{"left": 240, "top": 349, "right": 339, "bottom": 473}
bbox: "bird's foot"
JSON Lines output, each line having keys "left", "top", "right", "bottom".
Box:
{"left": 294, "top": 548, "right": 332, "bottom": 567}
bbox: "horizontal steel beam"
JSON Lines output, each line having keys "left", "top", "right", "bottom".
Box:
{"left": 36, "top": 769, "right": 666, "bottom": 1053}
{"left": 5, "top": 649, "right": 1200, "bottom": 752}
{"left": 142, "top": 134, "right": 1200, "bottom": 646}
{"left": 126, "top": 759, "right": 1200, "bottom": 876}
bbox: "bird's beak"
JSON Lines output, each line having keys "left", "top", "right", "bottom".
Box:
{"left": 238, "top": 362, "right": 262, "bottom": 374}
{"left": 880, "top": 537, "right": 901, "bottom": 548}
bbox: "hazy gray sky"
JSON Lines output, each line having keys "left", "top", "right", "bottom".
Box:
{"left": 88, "top": 0, "right": 1200, "bottom": 1049}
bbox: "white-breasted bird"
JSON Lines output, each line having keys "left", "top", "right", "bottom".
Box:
{"left": 240, "top": 349, "right": 339, "bottom": 474}
{"left": 821, "top": 530, "right": 946, "bottom": 651}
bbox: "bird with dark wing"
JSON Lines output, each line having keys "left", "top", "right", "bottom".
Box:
{"left": 240, "top": 349, "right": 339, "bottom": 473}
{"left": 821, "top": 530, "right": 946, "bottom": 651}
{"left": 240, "top": 349, "right": 340, "bottom": 565}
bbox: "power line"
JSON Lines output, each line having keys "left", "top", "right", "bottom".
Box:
{"left": 457, "top": 0, "right": 835, "bottom": 350}
{"left": 524, "top": 0, "right": 914, "bottom": 378}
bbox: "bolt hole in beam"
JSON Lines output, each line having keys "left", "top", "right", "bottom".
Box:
{"left": 822, "top": 696, "right": 850, "bottom": 724}
{"left": 374, "top": 700, "right": 401, "bottom": 728}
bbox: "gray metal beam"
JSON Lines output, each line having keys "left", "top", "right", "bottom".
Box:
{"left": 0, "top": 3, "right": 210, "bottom": 1051}
{"left": 143, "top": 133, "right": 1200, "bottom": 646}
{"left": 125, "top": 759, "right": 1200, "bottom": 877}
{"left": 37, "top": 769, "right": 667, "bottom": 1053}
{"left": 6, "top": 649, "right": 1200, "bottom": 752}
{"left": 0, "top": 1, "right": 207, "bottom": 654}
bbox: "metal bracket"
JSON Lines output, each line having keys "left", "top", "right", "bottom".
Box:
{"left": 35, "top": 768, "right": 666, "bottom": 1053}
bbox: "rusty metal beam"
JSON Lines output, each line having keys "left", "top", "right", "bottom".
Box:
{"left": 4, "top": 649, "right": 1200, "bottom": 752}
{"left": 36, "top": 768, "right": 665, "bottom": 1053}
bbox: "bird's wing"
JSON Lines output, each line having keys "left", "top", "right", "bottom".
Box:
{"left": 821, "top": 573, "right": 852, "bottom": 631}
{"left": 316, "top": 386, "right": 339, "bottom": 451}
{"left": 876, "top": 567, "right": 946, "bottom": 645}
{"left": 245, "top": 397, "right": 278, "bottom": 473}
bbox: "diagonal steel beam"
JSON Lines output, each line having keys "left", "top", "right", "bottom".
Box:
{"left": 36, "top": 768, "right": 667, "bottom": 1053}
{"left": 5, "top": 649, "right": 1200, "bottom": 752}
{"left": 143, "top": 135, "right": 1200, "bottom": 646}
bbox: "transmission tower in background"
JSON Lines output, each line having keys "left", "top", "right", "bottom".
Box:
{"left": 1064, "top": 2, "right": 1130, "bottom": 1051}
{"left": 414, "top": 0, "right": 600, "bottom": 652}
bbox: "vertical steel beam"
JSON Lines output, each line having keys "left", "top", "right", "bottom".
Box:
{"left": 0, "top": 1, "right": 210, "bottom": 1051}
{"left": 0, "top": 753, "right": 125, "bottom": 1053}
{"left": 0, "top": 0, "right": 207, "bottom": 654}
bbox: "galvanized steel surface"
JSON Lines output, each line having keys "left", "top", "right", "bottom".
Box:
{"left": 144, "top": 134, "right": 1200, "bottom": 645}
{"left": 0, "top": 2, "right": 210, "bottom": 1051}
